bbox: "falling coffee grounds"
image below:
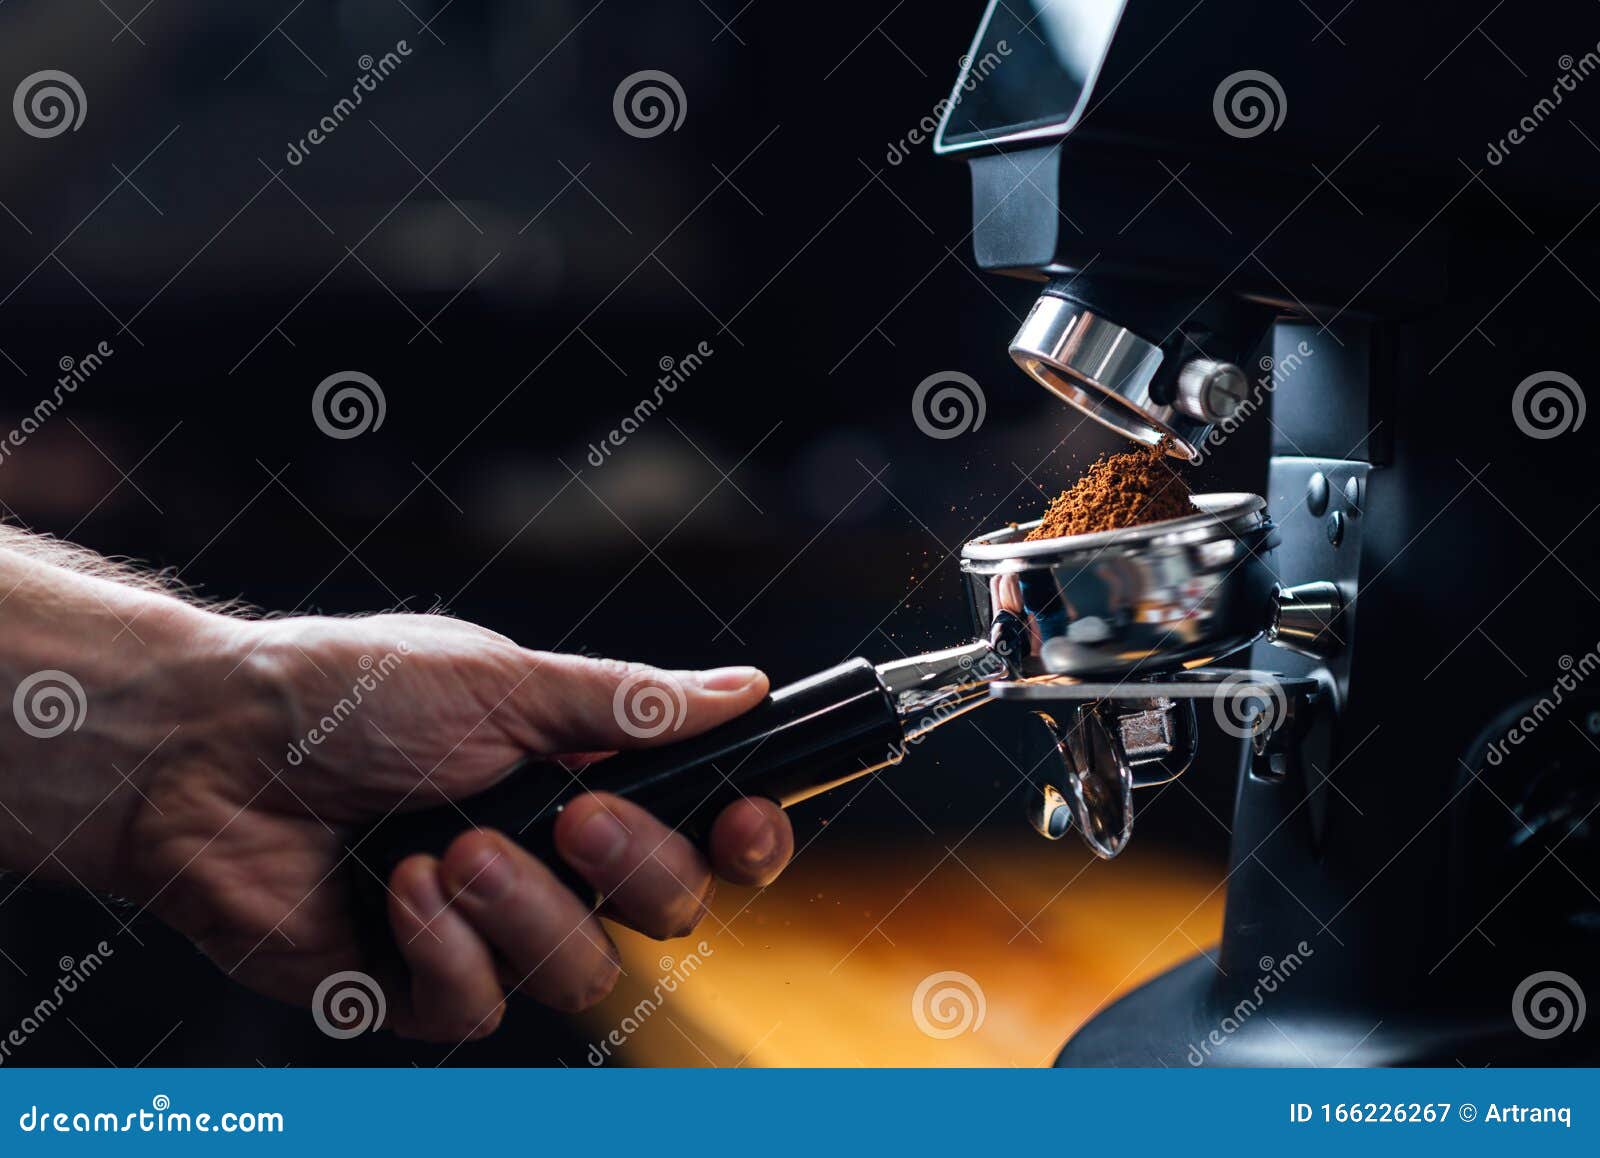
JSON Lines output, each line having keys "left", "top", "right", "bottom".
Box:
{"left": 1024, "top": 438, "right": 1194, "bottom": 541}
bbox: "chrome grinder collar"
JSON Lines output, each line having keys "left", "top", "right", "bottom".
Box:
{"left": 1010, "top": 293, "right": 1248, "bottom": 460}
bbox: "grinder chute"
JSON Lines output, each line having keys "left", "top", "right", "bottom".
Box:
{"left": 1009, "top": 281, "right": 1259, "bottom": 460}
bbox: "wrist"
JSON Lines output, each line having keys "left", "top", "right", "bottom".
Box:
{"left": 0, "top": 578, "right": 278, "bottom": 898}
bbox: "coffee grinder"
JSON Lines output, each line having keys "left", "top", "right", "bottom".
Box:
{"left": 362, "top": 0, "right": 1600, "bottom": 1068}
{"left": 934, "top": 0, "right": 1600, "bottom": 1064}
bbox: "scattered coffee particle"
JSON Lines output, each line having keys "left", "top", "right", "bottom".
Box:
{"left": 1024, "top": 437, "right": 1194, "bottom": 541}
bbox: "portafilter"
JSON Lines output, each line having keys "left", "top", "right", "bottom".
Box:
{"left": 356, "top": 494, "right": 1340, "bottom": 885}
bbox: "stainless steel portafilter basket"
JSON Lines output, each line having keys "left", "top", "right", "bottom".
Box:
{"left": 357, "top": 494, "right": 1343, "bottom": 889}
{"left": 960, "top": 492, "right": 1280, "bottom": 680}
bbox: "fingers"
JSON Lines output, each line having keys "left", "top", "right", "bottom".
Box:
{"left": 383, "top": 793, "right": 793, "bottom": 1041}
{"left": 436, "top": 829, "right": 621, "bottom": 1012}
{"left": 553, "top": 792, "right": 715, "bottom": 939}
{"left": 707, "top": 797, "right": 794, "bottom": 887}
{"left": 386, "top": 855, "right": 505, "bottom": 1042}
{"left": 512, "top": 654, "right": 769, "bottom": 755}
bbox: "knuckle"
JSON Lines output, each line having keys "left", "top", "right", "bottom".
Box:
{"left": 591, "top": 656, "right": 651, "bottom": 682}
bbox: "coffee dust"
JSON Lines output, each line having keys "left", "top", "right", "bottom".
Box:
{"left": 1023, "top": 438, "right": 1194, "bottom": 541}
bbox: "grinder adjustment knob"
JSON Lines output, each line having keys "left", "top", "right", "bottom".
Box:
{"left": 1174, "top": 359, "right": 1248, "bottom": 424}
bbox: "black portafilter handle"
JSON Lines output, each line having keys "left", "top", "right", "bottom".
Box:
{"left": 353, "top": 659, "right": 906, "bottom": 901}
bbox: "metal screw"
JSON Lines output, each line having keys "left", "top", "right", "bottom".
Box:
{"left": 1175, "top": 360, "right": 1248, "bottom": 423}
{"left": 1307, "top": 472, "right": 1329, "bottom": 516}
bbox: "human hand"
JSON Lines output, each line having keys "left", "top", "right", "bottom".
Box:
{"left": 6, "top": 602, "right": 793, "bottom": 1043}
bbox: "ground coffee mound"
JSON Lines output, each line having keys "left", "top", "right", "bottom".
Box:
{"left": 1023, "top": 438, "right": 1194, "bottom": 541}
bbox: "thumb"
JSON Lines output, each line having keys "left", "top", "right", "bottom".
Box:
{"left": 516, "top": 653, "right": 769, "bottom": 754}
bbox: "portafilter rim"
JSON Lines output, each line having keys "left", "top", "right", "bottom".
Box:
{"left": 960, "top": 492, "right": 1267, "bottom": 571}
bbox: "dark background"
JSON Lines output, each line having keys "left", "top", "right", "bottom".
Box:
{"left": 0, "top": 0, "right": 1256, "bottom": 1064}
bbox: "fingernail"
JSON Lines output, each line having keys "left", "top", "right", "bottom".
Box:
{"left": 740, "top": 821, "right": 778, "bottom": 869}
{"left": 695, "top": 665, "right": 762, "bottom": 692}
{"left": 586, "top": 959, "right": 621, "bottom": 1007}
{"left": 568, "top": 807, "right": 629, "bottom": 870}
{"left": 405, "top": 863, "right": 444, "bottom": 915}
{"left": 454, "top": 845, "right": 513, "bottom": 903}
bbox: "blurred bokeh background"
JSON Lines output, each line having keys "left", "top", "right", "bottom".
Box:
{"left": 0, "top": 0, "right": 1261, "bottom": 1065}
